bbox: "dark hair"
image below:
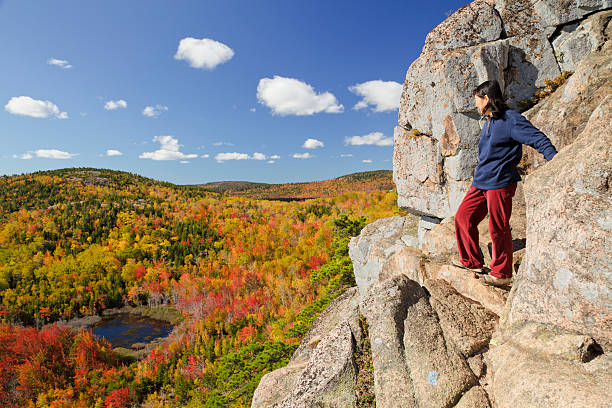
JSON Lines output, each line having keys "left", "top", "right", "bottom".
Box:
{"left": 473, "top": 80, "right": 509, "bottom": 119}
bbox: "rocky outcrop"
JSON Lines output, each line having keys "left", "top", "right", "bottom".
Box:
{"left": 524, "top": 13, "right": 612, "bottom": 168}
{"left": 253, "top": 2, "right": 611, "bottom": 406}
{"left": 551, "top": 9, "right": 612, "bottom": 72}
{"left": 358, "top": 274, "right": 495, "bottom": 408}
{"left": 395, "top": 0, "right": 611, "bottom": 219}
{"left": 251, "top": 288, "right": 362, "bottom": 408}
{"left": 348, "top": 215, "right": 420, "bottom": 297}
{"left": 503, "top": 94, "right": 612, "bottom": 350}
{"left": 487, "top": 323, "right": 611, "bottom": 407}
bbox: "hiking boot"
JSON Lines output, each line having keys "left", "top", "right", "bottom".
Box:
{"left": 478, "top": 273, "right": 512, "bottom": 288}
{"left": 451, "top": 255, "right": 487, "bottom": 274}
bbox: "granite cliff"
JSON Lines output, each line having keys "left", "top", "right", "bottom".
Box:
{"left": 252, "top": 1, "right": 611, "bottom": 406}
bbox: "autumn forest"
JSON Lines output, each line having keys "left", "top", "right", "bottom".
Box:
{"left": 0, "top": 168, "right": 402, "bottom": 408}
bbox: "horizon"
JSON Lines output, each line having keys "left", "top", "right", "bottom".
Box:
{"left": 1, "top": 0, "right": 468, "bottom": 184}
{"left": 0, "top": 166, "right": 393, "bottom": 187}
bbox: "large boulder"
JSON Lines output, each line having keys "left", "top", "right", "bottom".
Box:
{"left": 524, "top": 25, "right": 612, "bottom": 169}
{"left": 487, "top": 322, "right": 612, "bottom": 407}
{"left": 551, "top": 10, "right": 612, "bottom": 72}
{"left": 395, "top": 0, "right": 611, "bottom": 219}
{"left": 359, "top": 275, "right": 419, "bottom": 408}
{"left": 427, "top": 279, "right": 498, "bottom": 358}
{"left": 422, "top": 0, "right": 503, "bottom": 54}
{"left": 401, "top": 284, "right": 477, "bottom": 408}
{"left": 493, "top": 0, "right": 612, "bottom": 37}
{"left": 268, "top": 320, "right": 358, "bottom": 408}
{"left": 348, "top": 215, "right": 422, "bottom": 297}
{"left": 503, "top": 32, "right": 561, "bottom": 107}
{"left": 360, "top": 275, "right": 489, "bottom": 408}
{"left": 251, "top": 288, "right": 361, "bottom": 408}
{"left": 396, "top": 36, "right": 509, "bottom": 218}
{"left": 503, "top": 95, "right": 612, "bottom": 350}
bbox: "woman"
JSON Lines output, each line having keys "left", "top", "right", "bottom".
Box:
{"left": 452, "top": 80, "right": 558, "bottom": 287}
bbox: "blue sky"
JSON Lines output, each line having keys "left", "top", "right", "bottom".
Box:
{"left": 1, "top": 0, "right": 468, "bottom": 184}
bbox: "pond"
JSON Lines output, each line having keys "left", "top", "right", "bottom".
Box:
{"left": 91, "top": 313, "right": 174, "bottom": 349}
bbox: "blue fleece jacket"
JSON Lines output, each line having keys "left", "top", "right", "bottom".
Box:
{"left": 472, "top": 109, "right": 558, "bottom": 190}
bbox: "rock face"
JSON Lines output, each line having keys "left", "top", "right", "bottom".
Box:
{"left": 251, "top": 288, "right": 362, "bottom": 408}
{"left": 487, "top": 323, "right": 612, "bottom": 408}
{"left": 395, "top": 0, "right": 611, "bottom": 219}
{"left": 524, "top": 12, "right": 612, "bottom": 168}
{"left": 503, "top": 94, "right": 612, "bottom": 350}
{"left": 348, "top": 215, "right": 420, "bottom": 297}
{"left": 253, "top": 2, "right": 611, "bottom": 406}
{"left": 359, "top": 274, "right": 494, "bottom": 408}
{"left": 551, "top": 10, "right": 612, "bottom": 72}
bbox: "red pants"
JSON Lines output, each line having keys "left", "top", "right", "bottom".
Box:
{"left": 454, "top": 183, "right": 516, "bottom": 279}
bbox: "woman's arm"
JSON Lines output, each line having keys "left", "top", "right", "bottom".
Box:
{"left": 509, "top": 112, "right": 558, "bottom": 161}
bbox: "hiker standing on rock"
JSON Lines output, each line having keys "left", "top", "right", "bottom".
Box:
{"left": 452, "top": 80, "right": 558, "bottom": 287}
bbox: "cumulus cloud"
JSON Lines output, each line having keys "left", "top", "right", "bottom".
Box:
{"left": 35, "top": 149, "right": 77, "bottom": 159}
{"left": 303, "top": 138, "right": 324, "bottom": 149}
{"left": 5, "top": 96, "right": 68, "bottom": 119}
{"left": 267, "top": 160, "right": 275, "bottom": 164}
{"left": 142, "top": 104, "right": 168, "bottom": 117}
{"left": 215, "top": 152, "right": 249, "bottom": 163}
{"left": 349, "top": 80, "right": 402, "bottom": 112}
{"left": 47, "top": 58, "right": 72, "bottom": 69}
{"left": 174, "top": 37, "right": 234, "bottom": 70}
{"left": 12, "top": 153, "right": 33, "bottom": 159}
{"left": 139, "top": 136, "right": 198, "bottom": 160}
{"left": 270, "top": 154, "right": 280, "bottom": 159}
{"left": 292, "top": 152, "right": 313, "bottom": 159}
{"left": 180, "top": 160, "right": 190, "bottom": 164}
{"left": 257, "top": 76, "right": 343, "bottom": 116}
{"left": 362, "top": 159, "right": 373, "bottom": 163}
{"left": 201, "top": 154, "right": 210, "bottom": 158}
{"left": 344, "top": 131, "right": 393, "bottom": 146}
{"left": 214, "top": 152, "right": 269, "bottom": 163}
{"left": 106, "top": 149, "right": 123, "bottom": 156}
{"left": 340, "top": 153, "right": 353, "bottom": 157}
{"left": 212, "top": 141, "right": 234, "bottom": 147}
{"left": 104, "top": 99, "right": 127, "bottom": 110}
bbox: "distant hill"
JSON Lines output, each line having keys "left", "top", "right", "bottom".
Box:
{"left": 197, "top": 170, "right": 395, "bottom": 199}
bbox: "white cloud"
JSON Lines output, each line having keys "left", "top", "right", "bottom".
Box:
{"left": 47, "top": 58, "right": 72, "bottom": 69}
{"left": 215, "top": 152, "right": 250, "bottom": 163}
{"left": 174, "top": 37, "right": 234, "bottom": 70}
{"left": 212, "top": 141, "right": 234, "bottom": 146}
{"left": 292, "top": 152, "right": 313, "bottom": 159}
{"left": 106, "top": 149, "right": 123, "bottom": 156}
{"left": 142, "top": 104, "right": 168, "bottom": 117}
{"left": 12, "top": 153, "right": 33, "bottom": 160}
{"left": 344, "top": 131, "right": 393, "bottom": 146}
{"left": 250, "top": 108, "right": 256, "bottom": 112}
{"left": 303, "top": 138, "right": 324, "bottom": 149}
{"left": 349, "top": 80, "right": 402, "bottom": 112}
{"left": 180, "top": 160, "right": 190, "bottom": 164}
{"left": 35, "top": 149, "right": 77, "bottom": 159}
{"left": 362, "top": 159, "right": 373, "bottom": 163}
{"left": 267, "top": 160, "right": 275, "bottom": 164}
{"left": 214, "top": 152, "right": 270, "bottom": 163}
{"left": 104, "top": 99, "right": 127, "bottom": 110}
{"left": 5, "top": 96, "right": 68, "bottom": 119}
{"left": 139, "top": 136, "right": 198, "bottom": 160}
{"left": 340, "top": 153, "right": 353, "bottom": 157}
{"left": 257, "top": 76, "right": 343, "bottom": 116}
{"left": 201, "top": 154, "right": 210, "bottom": 158}
{"left": 270, "top": 154, "right": 280, "bottom": 159}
